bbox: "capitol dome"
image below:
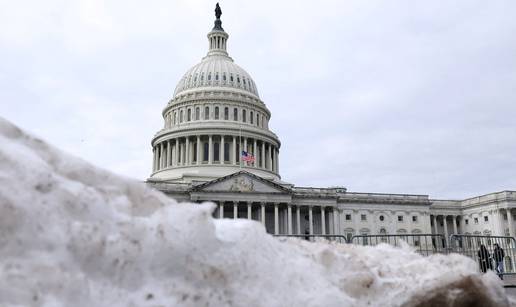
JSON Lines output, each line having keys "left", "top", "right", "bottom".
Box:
{"left": 173, "top": 55, "right": 260, "bottom": 98}
{"left": 149, "top": 4, "right": 281, "bottom": 184}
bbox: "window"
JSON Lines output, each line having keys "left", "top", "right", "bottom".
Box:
{"left": 412, "top": 216, "right": 418, "bottom": 222}
{"left": 242, "top": 109, "right": 246, "bottom": 122}
{"left": 187, "top": 109, "right": 191, "bottom": 121}
{"left": 180, "top": 110, "right": 183, "bottom": 123}
{"left": 345, "top": 214, "right": 351, "bottom": 221}
{"left": 203, "top": 143, "right": 209, "bottom": 162}
{"left": 398, "top": 216, "right": 403, "bottom": 222}
{"left": 379, "top": 215, "right": 384, "bottom": 222}
{"left": 223, "top": 73, "right": 226, "bottom": 81}
{"left": 224, "top": 107, "right": 229, "bottom": 120}
{"left": 215, "top": 73, "right": 219, "bottom": 81}
{"left": 474, "top": 218, "right": 479, "bottom": 224}
{"left": 173, "top": 112, "right": 176, "bottom": 125}
{"left": 215, "top": 107, "right": 219, "bottom": 120}
{"left": 465, "top": 219, "right": 469, "bottom": 225}
{"left": 193, "top": 143, "right": 197, "bottom": 162}
{"left": 195, "top": 107, "right": 200, "bottom": 120}
{"left": 204, "top": 107, "right": 209, "bottom": 120}
{"left": 224, "top": 142, "right": 230, "bottom": 162}
{"left": 230, "top": 74, "right": 234, "bottom": 82}
{"left": 484, "top": 216, "right": 489, "bottom": 222}
{"left": 214, "top": 142, "right": 220, "bottom": 161}
{"left": 207, "top": 73, "right": 211, "bottom": 81}
{"left": 250, "top": 111, "right": 254, "bottom": 124}
{"left": 256, "top": 114, "right": 260, "bottom": 126}
{"left": 233, "top": 108, "right": 238, "bottom": 121}
{"left": 361, "top": 214, "right": 366, "bottom": 221}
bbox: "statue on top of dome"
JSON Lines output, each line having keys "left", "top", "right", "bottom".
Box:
{"left": 215, "top": 3, "right": 222, "bottom": 20}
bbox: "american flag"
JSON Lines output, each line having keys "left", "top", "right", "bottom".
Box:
{"left": 241, "top": 151, "right": 255, "bottom": 163}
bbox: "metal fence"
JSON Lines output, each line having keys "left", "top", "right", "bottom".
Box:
{"left": 449, "top": 234, "right": 516, "bottom": 276}
{"left": 273, "top": 234, "right": 348, "bottom": 244}
{"left": 350, "top": 234, "right": 447, "bottom": 256}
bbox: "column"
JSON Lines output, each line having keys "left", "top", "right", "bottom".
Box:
{"left": 452, "top": 215, "right": 458, "bottom": 236}
{"left": 179, "top": 141, "right": 183, "bottom": 165}
{"left": 274, "top": 203, "right": 279, "bottom": 235}
{"left": 196, "top": 135, "right": 201, "bottom": 164}
{"left": 152, "top": 147, "right": 156, "bottom": 172}
{"left": 233, "top": 202, "right": 238, "bottom": 219}
{"left": 243, "top": 137, "right": 247, "bottom": 154}
{"left": 443, "top": 215, "right": 449, "bottom": 247}
{"left": 174, "top": 138, "right": 179, "bottom": 166}
{"left": 273, "top": 148, "right": 278, "bottom": 173}
{"left": 261, "top": 202, "right": 266, "bottom": 226}
{"left": 287, "top": 204, "right": 293, "bottom": 235}
{"left": 268, "top": 144, "right": 273, "bottom": 171}
{"left": 159, "top": 142, "right": 164, "bottom": 169}
{"left": 247, "top": 202, "right": 252, "bottom": 219}
{"left": 431, "top": 215, "right": 438, "bottom": 235}
{"left": 275, "top": 148, "right": 279, "bottom": 173}
{"left": 296, "top": 206, "right": 301, "bottom": 235}
{"left": 232, "top": 136, "right": 237, "bottom": 165}
{"left": 308, "top": 206, "right": 313, "bottom": 235}
{"left": 185, "top": 137, "right": 190, "bottom": 165}
{"left": 221, "top": 135, "right": 225, "bottom": 164}
{"left": 253, "top": 139, "right": 257, "bottom": 167}
{"left": 507, "top": 209, "right": 515, "bottom": 238}
{"left": 321, "top": 207, "right": 326, "bottom": 235}
{"left": 261, "top": 142, "right": 265, "bottom": 169}
{"left": 166, "top": 140, "right": 171, "bottom": 167}
{"left": 219, "top": 202, "right": 224, "bottom": 219}
{"left": 208, "top": 135, "right": 213, "bottom": 164}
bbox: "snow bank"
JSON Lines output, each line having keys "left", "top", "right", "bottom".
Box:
{"left": 0, "top": 117, "right": 510, "bottom": 307}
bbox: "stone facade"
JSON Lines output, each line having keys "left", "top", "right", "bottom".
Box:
{"left": 147, "top": 5, "right": 516, "bottom": 241}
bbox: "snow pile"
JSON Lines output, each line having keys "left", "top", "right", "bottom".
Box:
{"left": 0, "top": 117, "right": 510, "bottom": 307}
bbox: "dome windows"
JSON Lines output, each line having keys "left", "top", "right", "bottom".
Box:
{"left": 180, "top": 110, "right": 184, "bottom": 123}
{"left": 215, "top": 107, "right": 219, "bottom": 120}
{"left": 208, "top": 73, "right": 211, "bottom": 81}
{"left": 204, "top": 106, "right": 209, "bottom": 120}
{"left": 250, "top": 111, "right": 254, "bottom": 124}
{"left": 215, "top": 73, "right": 219, "bottom": 81}
{"left": 230, "top": 74, "right": 234, "bottom": 82}
{"left": 187, "top": 109, "right": 191, "bottom": 121}
{"left": 233, "top": 108, "right": 238, "bottom": 121}
{"left": 224, "top": 107, "right": 229, "bottom": 120}
{"left": 195, "top": 107, "right": 200, "bottom": 120}
{"left": 223, "top": 73, "right": 226, "bottom": 81}
{"left": 242, "top": 109, "right": 246, "bottom": 122}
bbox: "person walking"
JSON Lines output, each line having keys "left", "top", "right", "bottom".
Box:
{"left": 478, "top": 244, "right": 492, "bottom": 273}
{"left": 493, "top": 243, "right": 505, "bottom": 280}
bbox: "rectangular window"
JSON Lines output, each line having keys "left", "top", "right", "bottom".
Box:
{"left": 233, "top": 108, "right": 238, "bottom": 121}
{"left": 224, "top": 143, "right": 230, "bottom": 162}
{"left": 345, "top": 214, "right": 351, "bottom": 221}
{"left": 361, "top": 214, "right": 366, "bottom": 221}
{"left": 204, "top": 107, "right": 209, "bottom": 120}
{"left": 412, "top": 216, "right": 417, "bottom": 222}
{"left": 484, "top": 216, "right": 488, "bottom": 222}
{"left": 398, "top": 215, "right": 403, "bottom": 222}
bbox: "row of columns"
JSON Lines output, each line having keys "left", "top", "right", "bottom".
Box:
{"left": 431, "top": 214, "right": 460, "bottom": 246}
{"left": 152, "top": 135, "right": 279, "bottom": 173}
{"left": 214, "top": 202, "right": 336, "bottom": 236}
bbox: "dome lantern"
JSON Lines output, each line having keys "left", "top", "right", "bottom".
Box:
{"left": 207, "top": 3, "right": 229, "bottom": 57}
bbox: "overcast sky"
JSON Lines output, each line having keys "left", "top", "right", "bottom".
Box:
{"left": 1, "top": 0, "right": 515, "bottom": 199}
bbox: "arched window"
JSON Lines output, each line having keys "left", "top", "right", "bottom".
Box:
{"left": 173, "top": 112, "right": 176, "bottom": 125}
{"left": 233, "top": 108, "right": 238, "bottom": 121}
{"left": 256, "top": 113, "right": 259, "bottom": 126}
{"left": 237, "top": 76, "right": 240, "bottom": 84}
{"left": 242, "top": 109, "right": 246, "bottom": 122}
{"left": 201, "top": 73, "right": 204, "bottom": 82}
{"left": 224, "top": 107, "right": 229, "bottom": 120}
{"left": 215, "top": 73, "right": 219, "bottom": 81}
{"left": 250, "top": 111, "right": 254, "bottom": 124}
{"left": 203, "top": 143, "right": 209, "bottom": 162}
{"left": 204, "top": 107, "right": 209, "bottom": 120}
{"left": 195, "top": 107, "right": 200, "bottom": 120}
{"left": 215, "top": 107, "right": 219, "bottom": 120}
{"left": 223, "top": 73, "right": 226, "bottom": 81}
{"left": 230, "top": 74, "right": 234, "bottom": 82}
{"left": 187, "top": 109, "right": 191, "bottom": 121}
{"left": 194, "top": 74, "right": 198, "bottom": 82}
{"left": 207, "top": 73, "right": 211, "bottom": 81}
{"left": 180, "top": 110, "right": 183, "bottom": 123}
{"left": 193, "top": 143, "right": 197, "bottom": 163}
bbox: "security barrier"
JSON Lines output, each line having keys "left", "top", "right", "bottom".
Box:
{"left": 449, "top": 234, "right": 516, "bottom": 276}
{"left": 273, "top": 234, "right": 348, "bottom": 244}
{"left": 350, "top": 234, "right": 447, "bottom": 256}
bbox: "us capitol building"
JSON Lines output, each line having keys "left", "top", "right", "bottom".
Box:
{"left": 147, "top": 4, "right": 516, "bottom": 245}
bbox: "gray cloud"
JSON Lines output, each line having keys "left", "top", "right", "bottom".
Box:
{"left": 1, "top": 0, "right": 515, "bottom": 199}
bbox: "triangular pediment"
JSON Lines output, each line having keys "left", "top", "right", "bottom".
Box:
{"left": 192, "top": 171, "right": 290, "bottom": 194}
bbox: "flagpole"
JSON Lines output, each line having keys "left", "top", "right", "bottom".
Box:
{"left": 239, "top": 122, "right": 242, "bottom": 169}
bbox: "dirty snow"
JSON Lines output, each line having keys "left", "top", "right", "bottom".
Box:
{"left": 0, "top": 117, "right": 510, "bottom": 306}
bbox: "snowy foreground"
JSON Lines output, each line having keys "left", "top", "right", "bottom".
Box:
{"left": 0, "top": 117, "right": 511, "bottom": 307}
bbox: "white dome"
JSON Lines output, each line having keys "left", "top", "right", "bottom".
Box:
{"left": 173, "top": 55, "right": 259, "bottom": 98}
